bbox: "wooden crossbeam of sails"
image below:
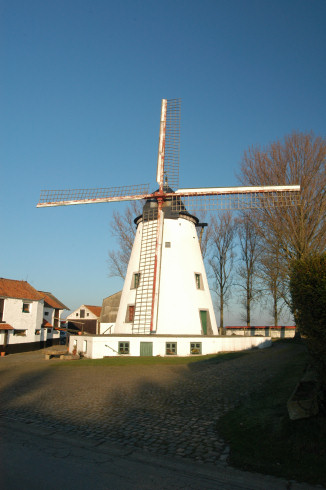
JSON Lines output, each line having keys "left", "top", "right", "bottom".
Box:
{"left": 37, "top": 98, "right": 300, "bottom": 334}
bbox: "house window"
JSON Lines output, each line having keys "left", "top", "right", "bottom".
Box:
{"left": 22, "top": 303, "right": 31, "bottom": 313}
{"left": 166, "top": 342, "right": 177, "bottom": 355}
{"left": 83, "top": 340, "right": 87, "bottom": 352}
{"left": 119, "top": 342, "right": 130, "bottom": 354}
{"left": 190, "top": 342, "right": 202, "bottom": 355}
{"left": 54, "top": 309, "right": 59, "bottom": 329}
{"left": 87, "top": 313, "right": 89, "bottom": 317}
{"left": 47, "top": 328, "right": 52, "bottom": 334}
{"left": 35, "top": 329, "right": 41, "bottom": 335}
{"left": 126, "top": 305, "right": 135, "bottom": 323}
{"left": 80, "top": 309, "right": 85, "bottom": 318}
{"left": 14, "top": 329, "right": 26, "bottom": 336}
{"left": 195, "top": 273, "right": 203, "bottom": 290}
{"left": 131, "top": 272, "right": 141, "bottom": 289}
{"left": 45, "top": 312, "right": 49, "bottom": 316}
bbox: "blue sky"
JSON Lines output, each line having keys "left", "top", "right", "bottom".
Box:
{"left": 1, "top": 0, "right": 326, "bottom": 322}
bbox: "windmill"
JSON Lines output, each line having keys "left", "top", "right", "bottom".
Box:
{"left": 37, "top": 99, "right": 300, "bottom": 337}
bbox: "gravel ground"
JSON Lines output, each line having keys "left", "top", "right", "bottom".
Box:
{"left": 0, "top": 342, "right": 304, "bottom": 466}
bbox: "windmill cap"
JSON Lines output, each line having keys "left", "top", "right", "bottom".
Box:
{"left": 134, "top": 190, "right": 199, "bottom": 225}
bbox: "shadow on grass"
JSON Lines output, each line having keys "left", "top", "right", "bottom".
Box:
{"left": 217, "top": 341, "right": 326, "bottom": 486}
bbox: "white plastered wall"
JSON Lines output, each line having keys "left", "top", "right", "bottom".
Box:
{"left": 114, "top": 214, "right": 217, "bottom": 336}
{"left": 2, "top": 298, "right": 44, "bottom": 345}
{"left": 114, "top": 223, "right": 143, "bottom": 334}
{"left": 69, "top": 335, "right": 272, "bottom": 359}
{"left": 156, "top": 216, "right": 217, "bottom": 335}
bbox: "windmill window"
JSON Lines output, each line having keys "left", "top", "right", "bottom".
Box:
{"left": 131, "top": 272, "right": 141, "bottom": 289}
{"left": 165, "top": 242, "right": 171, "bottom": 248}
{"left": 195, "top": 273, "right": 204, "bottom": 290}
{"left": 126, "top": 305, "right": 135, "bottom": 323}
{"left": 22, "top": 303, "right": 31, "bottom": 313}
{"left": 166, "top": 342, "right": 177, "bottom": 355}
{"left": 190, "top": 342, "right": 202, "bottom": 355}
{"left": 119, "top": 341, "right": 130, "bottom": 355}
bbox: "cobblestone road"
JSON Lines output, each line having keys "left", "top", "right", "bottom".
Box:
{"left": 0, "top": 343, "right": 303, "bottom": 466}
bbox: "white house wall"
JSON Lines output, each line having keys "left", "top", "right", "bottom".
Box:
{"left": 3, "top": 298, "right": 39, "bottom": 345}
{"left": 2, "top": 298, "right": 60, "bottom": 347}
{"left": 67, "top": 305, "right": 99, "bottom": 320}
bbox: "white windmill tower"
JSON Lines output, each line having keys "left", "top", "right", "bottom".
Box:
{"left": 37, "top": 98, "right": 300, "bottom": 342}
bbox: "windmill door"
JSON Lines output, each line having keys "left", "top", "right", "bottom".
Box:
{"left": 140, "top": 342, "right": 153, "bottom": 356}
{"left": 200, "top": 310, "right": 208, "bottom": 335}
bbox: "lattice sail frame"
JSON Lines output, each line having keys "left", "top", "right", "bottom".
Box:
{"left": 156, "top": 98, "right": 181, "bottom": 192}
{"left": 163, "top": 98, "right": 181, "bottom": 191}
{"left": 170, "top": 187, "right": 301, "bottom": 212}
{"left": 37, "top": 184, "right": 151, "bottom": 207}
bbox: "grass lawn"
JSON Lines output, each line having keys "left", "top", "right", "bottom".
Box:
{"left": 217, "top": 339, "right": 326, "bottom": 486}
{"left": 57, "top": 350, "right": 249, "bottom": 367}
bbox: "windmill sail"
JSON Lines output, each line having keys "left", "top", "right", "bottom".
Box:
{"left": 157, "top": 98, "right": 181, "bottom": 191}
{"left": 170, "top": 185, "right": 300, "bottom": 212}
{"left": 37, "top": 184, "right": 151, "bottom": 208}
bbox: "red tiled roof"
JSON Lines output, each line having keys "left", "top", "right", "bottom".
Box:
{"left": 0, "top": 323, "right": 14, "bottom": 330}
{"left": 0, "top": 278, "right": 43, "bottom": 301}
{"left": 42, "top": 320, "right": 52, "bottom": 328}
{"left": 85, "top": 305, "right": 102, "bottom": 317}
{"left": 38, "top": 291, "right": 68, "bottom": 310}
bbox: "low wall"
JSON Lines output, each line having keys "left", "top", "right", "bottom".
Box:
{"left": 225, "top": 326, "right": 295, "bottom": 338}
{"left": 69, "top": 334, "right": 272, "bottom": 359}
{"left": 1, "top": 338, "right": 60, "bottom": 354}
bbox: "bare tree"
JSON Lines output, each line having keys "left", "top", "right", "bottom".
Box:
{"left": 208, "top": 212, "right": 236, "bottom": 331}
{"left": 108, "top": 201, "right": 143, "bottom": 279}
{"left": 236, "top": 215, "right": 261, "bottom": 327}
{"left": 257, "top": 243, "right": 288, "bottom": 326}
{"left": 195, "top": 211, "right": 211, "bottom": 259}
{"left": 239, "top": 132, "right": 326, "bottom": 262}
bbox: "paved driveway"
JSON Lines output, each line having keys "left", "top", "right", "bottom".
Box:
{"left": 0, "top": 343, "right": 317, "bottom": 489}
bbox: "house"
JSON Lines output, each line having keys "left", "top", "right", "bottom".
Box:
{"left": 40, "top": 291, "right": 68, "bottom": 330}
{"left": 67, "top": 305, "right": 102, "bottom": 335}
{"left": 99, "top": 291, "right": 122, "bottom": 334}
{"left": 0, "top": 278, "right": 68, "bottom": 354}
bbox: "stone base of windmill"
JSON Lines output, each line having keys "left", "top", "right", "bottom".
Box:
{"left": 287, "top": 366, "right": 320, "bottom": 420}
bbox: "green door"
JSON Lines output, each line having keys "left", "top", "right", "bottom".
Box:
{"left": 140, "top": 342, "right": 153, "bottom": 356}
{"left": 200, "top": 310, "right": 208, "bottom": 335}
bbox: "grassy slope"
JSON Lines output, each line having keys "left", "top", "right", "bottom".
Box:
{"left": 217, "top": 340, "right": 326, "bottom": 486}
{"left": 56, "top": 350, "right": 248, "bottom": 367}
